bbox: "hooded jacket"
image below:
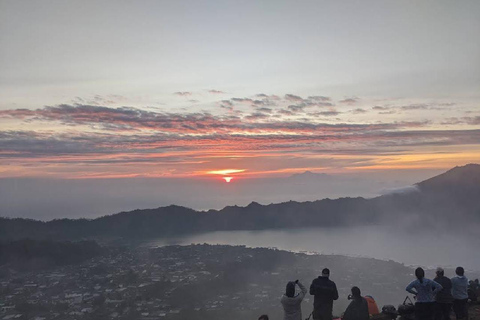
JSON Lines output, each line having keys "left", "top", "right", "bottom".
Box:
{"left": 281, "top": 281, "right": 307, "bottom": 320}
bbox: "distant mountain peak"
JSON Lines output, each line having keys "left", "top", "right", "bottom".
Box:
{"left": 417, "top": 163, "right": 480, "bottom": 191}
{"left": 247, "top": 201, "right": 262, "bottom": 207}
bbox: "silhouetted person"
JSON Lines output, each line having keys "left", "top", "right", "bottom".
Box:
{"left": 343, "top": 287, "right": 369, "bottom": 320}
{"left": 406, "top": 267, "right": 442, "bottom": 320}
{"left": 451, "top": 266, "right": 469, "bottom": 320}
{"left": 281, "top": 279, "right": 307, "bottom": 320}
{"left": 258, "top": 315, "right": 269, "bottom": 320}
{"left": 433, "top": 267, "right": 453, "bottom": 320}
{"left": 310, "top": 268, "right": 339, "bottom": 320}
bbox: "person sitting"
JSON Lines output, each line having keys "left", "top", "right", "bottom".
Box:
{"left": 343, "top": 287, "right": 369, "bottom": 320}
{"left": 281, "top": 279, "right": 308, "bottom": 320}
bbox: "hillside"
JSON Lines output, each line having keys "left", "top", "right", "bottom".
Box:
{"left": 0, "top": 239, "right": 103, "bottom": 272}
{"left": 0, "top": 244, "right": 424, "bottom": 320}
{"left": 0, "top": 164, "right": 479, "bottom": 241}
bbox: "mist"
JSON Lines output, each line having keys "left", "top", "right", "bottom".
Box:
{"left": 0, "top": 169, "right": 442, "bottom": 220}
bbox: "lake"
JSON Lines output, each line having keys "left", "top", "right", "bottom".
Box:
{"left": 146, "top": 225, "right": 480, "bottom": 271}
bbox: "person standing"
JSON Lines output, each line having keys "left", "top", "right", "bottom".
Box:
{"left": 406, "top": 267, "right": 443, "bottom": 320}
{"left": 309, "top": 268, "right": 339, "bottom": 320}
{"left": 451, "top": 266, "right": 469, "bottom": 320}
{"left": 433, "top": 267, "right": 453, "bottom": 320}
{"left": 281, "top": 280, "right": 308, "bottom": 320}
{"left": 343, "top": 287, "right": 369, "bottom": 320}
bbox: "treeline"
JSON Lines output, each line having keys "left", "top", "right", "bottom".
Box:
{"left": 0, "top": 239, "right": 103, "bottom": 270}
{"left": 0, "top": 198, "right": 380, "bottom": 241}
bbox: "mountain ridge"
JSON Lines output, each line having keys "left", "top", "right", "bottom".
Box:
{"left": 1, "top": 164, "right": 479, "bottom": 241}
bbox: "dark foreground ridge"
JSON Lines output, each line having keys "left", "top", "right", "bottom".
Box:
{"left": 2, "top": 243, "right": 478, "bottom": 320}
{"left": 1, "top": 164, "right": 480, "bottom": 241}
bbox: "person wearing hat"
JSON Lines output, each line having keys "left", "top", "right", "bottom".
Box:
{"left": 281, "top": 279, "right": 307, "bottom": 320}
{"left": 309, "top": 268, "right": 339, "bottom": 320}
{"left": 433, "top": 267, "right": 453, "bottom": 320}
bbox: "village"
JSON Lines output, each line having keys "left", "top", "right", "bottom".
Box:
{"left": 0, "top": 244, "right": 474, "bottom": 320}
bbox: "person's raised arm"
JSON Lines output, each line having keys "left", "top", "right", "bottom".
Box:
{"left": 296, "top": 280, "right": 307, "bottom": 300}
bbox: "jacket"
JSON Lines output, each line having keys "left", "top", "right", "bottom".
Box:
{"left": 309, "top": 276, "right": 339, "bottom": 312}
{"left": 405, "top": 278, "right": 442, "bottom": 303}
{"left": 281, "top": 281, "right": 308, "bottom": 320}
{"left": 451, "top": 276, "right": 469, "bottom": 300}
{"left": 434, "top": 275, "right": 453, "bottom": 303}
{"left": 343, "top": 297, "right": 370, "bottom": 320}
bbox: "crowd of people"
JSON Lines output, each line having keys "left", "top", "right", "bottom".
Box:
{"left": 257, "top": 266, "right": 478, "bottom": 320}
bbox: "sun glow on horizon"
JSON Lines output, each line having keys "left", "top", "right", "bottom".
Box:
{"left": 223, "top": 177, "right": 233, "bottom": 183}
{"left": 207, "top": 169, "right": 245, "bottom": 175}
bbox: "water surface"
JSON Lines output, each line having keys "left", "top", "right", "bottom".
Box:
{"left": 146, "top": 226, "right": 480, "bottom": 271}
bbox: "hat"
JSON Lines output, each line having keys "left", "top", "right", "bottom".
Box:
{"left": 436, "top": 267, "right": 444, "bottom": 274}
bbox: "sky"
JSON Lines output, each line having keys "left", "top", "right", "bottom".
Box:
{"left": 0, "top": 1, "right": 479, "bottom": 218}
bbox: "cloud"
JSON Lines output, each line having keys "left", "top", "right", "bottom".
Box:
{"left": 380, "top": 185, "right": 420, "bottom": 195}
{"left": 285, "top": 94, "right": 304, "bottom": 102}
{"left": 351, "top": 108, "right": 367, "bottom": 114}
{"left": 1, "top": 102, "right": 479, "bottom": 178}
{"left": 400, "top": 104, "right": 430, "bottom": 110}
{"left": 256, "top": 107, "right": 273, "bottom": 113}
{"left": 244, "top": 112, "right": 269, "bottom": 120}
{"left": 441, "top": 116, "right": 480, "bottom": 125}
{"left": 308, "top": 96, "right": 331, "bottom": 102}
{"left": 0, "top": 104, "right": 434, "bottom": 136}
{"left": 231, "top": 97, "right": 254, "bottom": 103}
{"left": 339, "top": 97, "right": 359, "bottom": 105}
{"left": 288, "top": 105, "right": 305, "bottom": 113}
{"left": 314, "top": 110, "right": 341, "bottom": 117}
{"left": 173, "top": 91, "right": 192, "bottom": 96}
{"left": 465, "top": 116, "right": 480, "bottom": 125}
{"left": 208, "top": 89, "right": 226, "bottom": 94}
{"left": 372, "top": 106, "right": 389, "bottom": 111}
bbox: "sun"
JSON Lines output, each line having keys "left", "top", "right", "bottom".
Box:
{"left": 223, "top": 177, "right": 233, "bottom": 183}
